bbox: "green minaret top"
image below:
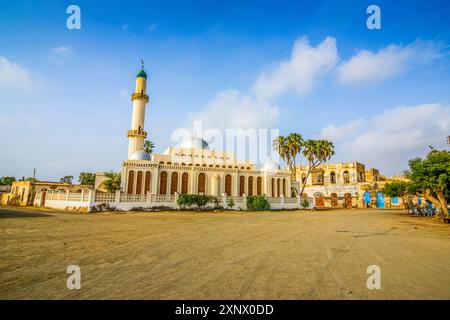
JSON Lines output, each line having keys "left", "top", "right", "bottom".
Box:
{"left": 136, "top": 59, "right": 147, "bottom": 79}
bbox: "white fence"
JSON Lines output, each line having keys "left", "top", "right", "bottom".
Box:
{"left": 34, "top": 190, "right": 315, "bottom": 212}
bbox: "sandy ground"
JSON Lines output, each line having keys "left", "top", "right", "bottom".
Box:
{"left": 0, "top": 206, "right": 449, "bottom": 300}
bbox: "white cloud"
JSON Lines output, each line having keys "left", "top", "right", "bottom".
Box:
{"left": 252, "top": 36, "right": 339, "bottom": 100}
{"left": 0, "top": 56, "right": 34, "bottom": 91}
{"left": 319, "top": 103, "right": 450, "bottom": 175}
{"left": 188, "top": 89, "right": 279, "bottom": 130}
{"left": 336, "top": 40, "right": 445, "bottom": 85}
{"left": 50, "top": 46, "right": 73, "bottom": 65}
{"left": 318, "top": 119, "right": 363, "bottom": 142}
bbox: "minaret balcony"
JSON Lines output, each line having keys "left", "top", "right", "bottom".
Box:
{"left": 127, "top": 129, "right": 148, "bottom": 138}
{"left": 131, "top": 92, "right": 149, "bottom": 103}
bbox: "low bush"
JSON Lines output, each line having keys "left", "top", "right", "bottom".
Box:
{"left": 177, "top": 194, "right": 218, "bottom": 209}
{"left": 246, "top": 195, "right": 270, "bottom": 211}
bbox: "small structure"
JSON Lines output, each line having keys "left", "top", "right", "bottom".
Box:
{"left": 293, "top": 162, "right": 411, "bottom": 209}
{"left": 2, "top": 180, "right": 90, "bottom": 207}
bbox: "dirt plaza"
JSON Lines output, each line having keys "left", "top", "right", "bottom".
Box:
{"left": 0, "top": 207, "right": 449, "bottom": 299}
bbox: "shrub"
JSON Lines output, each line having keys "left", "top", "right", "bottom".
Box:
{"left": 246, "top": 195, "right": 270, "bottom": 211}
{"left": 177, "top": 194, "right": 217, "bottom": 209}
{"left": 301, "top": 198, "right": 310, "bottom": 209}
{"left": 226, "top": 197, "right": 235, "bottom": 209}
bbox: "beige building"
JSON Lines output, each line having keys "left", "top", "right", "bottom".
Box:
{"left": 293, "top": 162, "right": 406, "bottom": 209}
{"left": 1, "top": 180, "right": 89, "bottom": 206}
{"left": 96, "top": 65, "right": 291, "bottom": 199}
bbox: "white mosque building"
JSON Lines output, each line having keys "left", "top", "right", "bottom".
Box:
{"left": 34, "top": 65, "right": 312, "bottom": 211}
{"left": 104, "top": 65, "right": 291, "bottom": 198}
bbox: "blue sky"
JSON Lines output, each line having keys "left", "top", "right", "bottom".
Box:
{"left": 1, "top": 0, "right": 449, "bottom": 181}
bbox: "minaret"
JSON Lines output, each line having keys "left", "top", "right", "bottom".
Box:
{"left": 127, "top": 61, "right": 149, "bottom": 159}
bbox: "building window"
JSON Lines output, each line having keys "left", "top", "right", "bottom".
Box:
{"left": 248, "top": 176, "right": 253, "bottom": 196}
{"left": 198, "top": 173, "right": 206, "bottom": 194}
{"left": 159, "top": 171, "right": 168, "bottom": 195}
{"left": 181, "top": 173, "right": 188, "bottom": 194}
{"left": 239, "top": 176, "right": 245, "bottom": 196}
{"left": 343, "top": 171, "right": 350, "bottom": 184}
{"left": 170, "top": 172, "right": 178, "bottom": 195}
{"left": 127, "top": 170, "right": 134, "bottom": 194}
{"left": 136, "top": 171, "right": 143, "bottom": 194}
{"left": 257, "top": 177, "right": 262, "bottom": 195}
{"left": 225, "top": 174, "right": 232, "bottom": 196}
{"left": 271, "top": 178, "right": 275, "bottom": 197}
{"left": 282, "top": 178, "right": 286, "bottom": 196}
{"left": 144, "top": 172, "right": 151, "bottom": 193}
{"left": 330, "top": 171, "right": 336, "bottom": 184}
{"left": 312, "top": 170, "right": 324, "bottom": 185}
{"left": 301, "top": 173, "right": 306, "bottom": 184}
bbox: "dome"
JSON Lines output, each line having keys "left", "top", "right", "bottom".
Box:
{"left": 136, "top": 69, "right": 147, "bottom": 79}
{"left": 129, "top": 150, "right": 151, "bottom": 161}
{"left": 261, "top": 159, "right": 281, "bottom": 172}
{"left": 176, "top": 136, "right": 209, "bottom": 150}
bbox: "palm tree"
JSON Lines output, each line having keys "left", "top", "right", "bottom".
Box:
{"left": 299, "top": 139, "right": 335, "bottom": 196}
{"left": 103, "top": 172, "right": 121, "bottom": 193}
{"left": 285, "top": 133, "right": 303, "bottom": 180}
{"left": 143, "top": 140, "right": 155, "bottom": 155}
{"left": 273, "top": 135, "right": 292, "bottom": 170}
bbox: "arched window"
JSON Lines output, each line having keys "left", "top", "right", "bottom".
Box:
{"left": 144, "top": 172, "right": 151, "bottom": 193}
{"left": 239, "top": 176, "right": 245, "bottom": 196}
{"left": 159, "top": 161, "right": 164, "bottom": 165}
{"left": 159, "top": 171, "right": 167, "bottom": 195}
{"left": 225, "top": 174, "right": 232, "bottom": 196}
{"left": 198, "top": 173, "right": 206, "bottom": 194}
{"left": 312, "top": 170, "right": 324, "bottom": 185}
{"left": 127, "top": 170, "right": 134, "bottom": 194}
{"left": 136, "top": 171, "right": 143, "bottom": 194}
{"left": 343, "top": 171, "right": 350, "bottom": 184}
{"left": 181, "top": 173, "right": 188, "bottom": 194}
{"left": 301, "top": 173, "right": 306, "bottom": 184}
{"left": 330, "top": 171, "right": 336, "bottom": 184}
{"left": 257, "top": 177, "right": 262, "bottom": 195}
{"left": 170, "top": 172, "right": 178, "bottom": 195}
{"left": 277, "top": 178, "right": 280, "bottom": 197}
{"left": 248, "top": 176, "right": 253, "bottom": 196}
{"left": 167, "top": 162, "right": 172, "bottom": 165}
{"left": 271, "top": 178, "right": 275, "bottom": 197}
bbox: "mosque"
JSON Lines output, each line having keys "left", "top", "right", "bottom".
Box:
{"left": 94, "top": 65, "right": 291, "bottom": 200}
{"left": 4, "top": 64, "right": 407, "bottom": 211}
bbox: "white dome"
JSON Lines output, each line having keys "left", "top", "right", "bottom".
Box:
{"left": 129, "top": 150, "right": 151, "bottom": 161}
{"left": 176, "top": 136, "right": 209, "bottom": 150}
{"left": 262, "top": 159, "right": 281, "bottom": 172}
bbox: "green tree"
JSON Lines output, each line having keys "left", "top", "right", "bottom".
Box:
{"left": 273, "top": 135, "right": 291, "bottom": 170}
{"left": 103, "top": 172, "right": 121, "bottom": 193}
{"left": 273, "top": 133, "right": 304, "bottom": 180}
{"left": 285, "top": 133, "right": 303, "bottom": 180}
{"left": 78, "top": 172, "right": 96, "bottom": 186}
{"left": 60, "top": 175, "right": 73, "bottom": 184}
{"left": 0, "top": 176, "right": 16, "bottom": 185}
{"left": 300, "top": 139, "right": 335, "bottom": 196}
{"left": 143, "top": 140, "right": 155, "bottom": 155}
{"left": 382, "top": 181, "right": 412, "bottom": 211}
{"left": 405, "top": 149, "right": 450, "bottom": 220}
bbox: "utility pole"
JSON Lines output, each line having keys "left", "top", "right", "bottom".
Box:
{"left": 33, "top": 168, "right": 36, "bottom": 181}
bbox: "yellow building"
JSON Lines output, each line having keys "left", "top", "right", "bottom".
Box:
{"left": 1, "top": 180, "right": 89, "bottom": 206}
{"left": 293, "top": 162, "right": 407, "bottom": 209}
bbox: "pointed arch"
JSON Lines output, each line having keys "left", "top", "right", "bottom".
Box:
{"left": 159, "top": 171, "right": 168, "bottom": 195}
{"left": 127, "top": 170, "right": 135, "bottom": 194}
